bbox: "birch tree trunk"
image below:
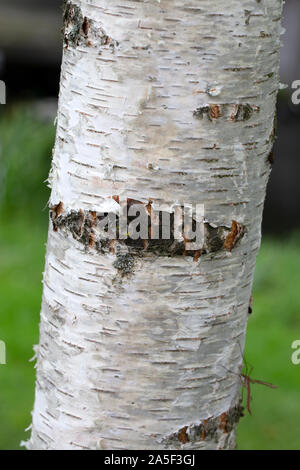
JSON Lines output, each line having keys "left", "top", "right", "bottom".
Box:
{"left": 28, "top": 0, "right": 283, "bottom": 450}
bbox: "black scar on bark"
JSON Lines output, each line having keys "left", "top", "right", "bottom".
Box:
{"left": 50, "top": 204, "right": 245, "bottom": 261}
{"left": 63, "top": 1, "right": 119, "bottom": 49}
{"left": 63, "top": 1, "right": 87, "bottom": 47}
{"left": 113, "top": 254, "right": 135, "bottom": 275}
{"left": 193, "top": 104, "right": 259, "bottom": 122}
{"left": 193, "top": 105, "right": 222, "bottom": 121}
{"left": 193, "top": 106, "right": 211, "bottom": 120}
{"left": 231, "top": 104, "right": 255, "bottom": 122}
{"left": 163, "top": 404, "right": 244, "bottom": 448}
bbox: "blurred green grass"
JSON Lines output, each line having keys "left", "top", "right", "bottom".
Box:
{"left": 238, "top": 234, "right": 300, "bottom": 449}
{"left": 0, "top": 105, "right": 53, "bottom": 449}
{"left": 0, "top": 217, "right": 47, "bottom": 450}
{"left": 0, "top": 106, "right": 299, "bottom": 449}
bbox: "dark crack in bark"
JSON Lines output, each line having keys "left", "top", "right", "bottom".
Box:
{"left": 50, "top": 202, "right": 245, "bottom": 259}
{"left": 63, "top": 1, "right": 118, "bottom": 49}
{"left": 163, "top": 404, "right": 244, "bottom": 449}
{"left": 193, "top": 103, "right": 259, "bottom": 122}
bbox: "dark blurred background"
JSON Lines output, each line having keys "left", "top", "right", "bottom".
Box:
{"left": 0, "top": 0, "right": 300, "bottom": 450}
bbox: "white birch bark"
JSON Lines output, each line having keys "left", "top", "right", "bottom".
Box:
{"left": 28, "top": 0, "right": 283, "bottom": 450}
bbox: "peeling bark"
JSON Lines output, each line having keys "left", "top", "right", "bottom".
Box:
{"left": 49, "top": 202, "right": 244, "bottom": 257}
{"left": 28, "top": 0, "right": 283, "bottom": 450}
{"left": 163, "top": 404, "right": 244, "bottom": 450}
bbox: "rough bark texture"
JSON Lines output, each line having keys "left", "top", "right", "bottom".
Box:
{"left": 28, "top": 0, "right": 283, "bottom": 450}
